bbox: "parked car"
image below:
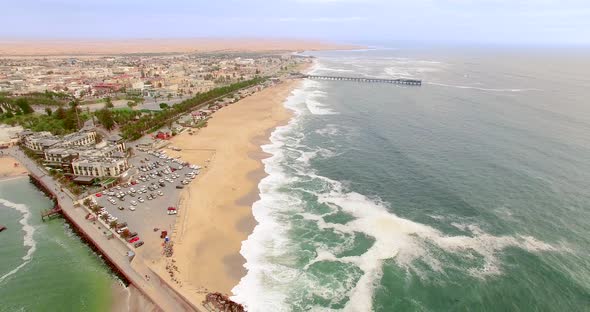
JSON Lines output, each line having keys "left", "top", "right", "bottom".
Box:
{"left": 129, "top": 232, "right": 138, "bottom": 238}
{"left": 116, "top": 227, "right": 128, "bottom": 234}
{"left": 118, "top": 206, "right": 124, "bottom": 210}
{"left": 138, "top": 197, "right": 145, "bottom": 203}
{"left": 127, "top": 236, "right": 140, "bottom": 243}
{"left": 131, "top": 201, "right": 137, "bottom": 206}
{"left": 176, "top": 185, "right": 184, "bottom": 189}
{"left": 134, "top": 241, "right": 144, "bottom": 248}
{"left": 129, "top": 206, "right": 136, "bottom": 211}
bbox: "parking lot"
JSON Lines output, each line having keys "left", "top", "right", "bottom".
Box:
{"left": 92, "top": 148, "right": 199, "bottom": 260}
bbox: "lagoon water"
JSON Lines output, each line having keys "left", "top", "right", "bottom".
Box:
{"left": 234, "top": 47, "right": 590, "bottom": 311}
{"left": 0, "top": 177, "right": 114, "bottom": 312}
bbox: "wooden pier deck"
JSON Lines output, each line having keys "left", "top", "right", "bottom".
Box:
{"left": 41, "top": 206, "right": 62, "bottom": 221}
{"left": 305, "top": 74, "right": 422, "bottom": 86}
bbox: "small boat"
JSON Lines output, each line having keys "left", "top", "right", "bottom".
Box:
{"left": 0, "top": 225, "right": 6, "bottom": 232}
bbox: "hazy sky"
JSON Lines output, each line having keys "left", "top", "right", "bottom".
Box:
{"left": 2, "top": 0, "right": 589, "bottom": 45}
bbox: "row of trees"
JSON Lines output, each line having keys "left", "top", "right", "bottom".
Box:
{"left": 0, "top": 96, "right": 35, "bottom": 117}
{"left": 120, "top": 77, "right": 266, "bottom": 140}
{"left": 1, "top": 99, "right": 87, "bottom": 135}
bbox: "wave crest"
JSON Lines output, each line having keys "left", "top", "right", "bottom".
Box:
{"left": 0, "top": 198, "right": 37, "bottom": 284}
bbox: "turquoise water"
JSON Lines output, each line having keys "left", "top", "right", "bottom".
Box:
{"left": 0, "top": 177, "right": 115, "bottom": 312}
{"left": 233, "top": 48, "right": 590, "bottom": 311}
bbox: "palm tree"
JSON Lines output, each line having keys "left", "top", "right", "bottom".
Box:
{"left": 109, "top": 220, "right": 118, "bottom": 229}
{"left": 69, "top": 99, "right": 81, "bottom": 129}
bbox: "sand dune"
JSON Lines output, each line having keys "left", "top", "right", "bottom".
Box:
{"left": 0, "top": 38, "right": 358, "bottom": 56}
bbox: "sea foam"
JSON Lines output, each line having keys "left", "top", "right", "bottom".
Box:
{"left": 232, "top": 61, "right": 562, "bottom": 312}
{"left": 0, "top": 198, "right": 37, "bottom": 284}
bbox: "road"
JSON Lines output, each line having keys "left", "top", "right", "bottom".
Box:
{"left": 5, "top": 147, "right": 200, "bottom": 312}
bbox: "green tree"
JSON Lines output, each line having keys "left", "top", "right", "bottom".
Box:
{"left": 159, "top": 103, "right": 169, "bottom": 110}
{"left": 15, "top": 98, "right": 34, "bottom": 114}
{"left": 96, "top": 108, "right": 116, "bottom": 131}
{"left": 55, "top": 105, "right": 66, "bottom": 119}
{"left": 109, "top": 220, "right": 118, "bottom": 229}
{"left": 83, "top": 198, "right": 92, "bottom": 207}
{"left": 105, "top": 97, "right": 114, "bottom": 108}
{"left": 45, "top": 107, "right": 52, "bottom": 116}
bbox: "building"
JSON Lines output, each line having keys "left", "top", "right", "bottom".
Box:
{"left": 62, "top": 130, "right": 97, "bottom": 147}
{"left": 20, "top": 126, "right": 130, "bottom": 181}
{"left": 21, "top": 131, "right": 61, "bottom": 153}
{"left": 72, "top": 157, "right": 129, "bottom": 178}
{"left": 20, "top": 127, "right": 96, "bottom": 153}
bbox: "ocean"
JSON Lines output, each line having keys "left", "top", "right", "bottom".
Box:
{"left": 233, "top": 47, "right": 590, "bottom": 311}
{"left": 0, "top": 177, "right": 115, "bottom": 312}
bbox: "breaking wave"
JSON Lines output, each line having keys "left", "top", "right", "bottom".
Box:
{"left": 233, "top": 61, "right": 561, "bottom": 312}
{"left": 0, "top": 198, "right": 37, "bottom": 284}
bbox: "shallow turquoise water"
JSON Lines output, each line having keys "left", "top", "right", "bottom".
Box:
{"left": 0, "top": 177, "right": 115, "bottom": 312}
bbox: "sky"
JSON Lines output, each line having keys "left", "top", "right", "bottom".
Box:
{"left": 2, "top": 0, "right": 590, "bottom": 45}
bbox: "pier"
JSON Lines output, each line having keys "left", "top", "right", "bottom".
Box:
{"left": 28, "top": 174, "right": 62, "bottom": 221}
{"left": 304, "top": 74, "right": 422, "bottom": 86}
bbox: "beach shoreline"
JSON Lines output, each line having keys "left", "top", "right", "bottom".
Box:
{"left": 146, "top": 72, "right": 306, "bottom": 308}
{"left": 0, "top": 155, "right": 28, "bottom": 180}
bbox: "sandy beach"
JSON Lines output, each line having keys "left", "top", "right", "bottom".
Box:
{"left": 149, "top": 77, "right": 301, "bottom": 307}
{"left": 0, "top": 155, "right": 28, "bottom": 180}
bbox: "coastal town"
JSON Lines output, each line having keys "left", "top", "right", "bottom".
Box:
{"left": 0, "top": 53, "right": 298, "bottom": 99}
{"left": 0, "top": 50, "right": 312, "bottom": 311}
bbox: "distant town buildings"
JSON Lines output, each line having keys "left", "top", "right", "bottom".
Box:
{"left": 0, "top": 53, "right": 306, "bottom": 102}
